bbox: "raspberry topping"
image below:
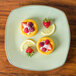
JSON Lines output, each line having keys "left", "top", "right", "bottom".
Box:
{"left": 24, "top": 28, "right": 29, "bottom": 33}
{"left": 28, "top": 22, "right": 33, "bottom": 28}
{"left": 42, "top": 47, "right": 47, "bottom": 52}
{"left": 39, "top": 42, "right": 44, "bottom": 47}
{"left": 45, "top": 39, "right": 50, "bottom": 45}
{"left": 29, "top": 27, "right": 35, "bottom": 32}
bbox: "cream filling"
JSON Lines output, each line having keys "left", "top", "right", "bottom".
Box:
{"left": 23, "top": 24, "right": 30, "bottom": 35}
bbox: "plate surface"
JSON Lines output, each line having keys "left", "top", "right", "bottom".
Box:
{"left": 5, "top": 5, "right": 70, "bottom": 71}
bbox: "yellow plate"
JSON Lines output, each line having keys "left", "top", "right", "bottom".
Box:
{"left": 20, "top": 19, "right": 38, "bottom": 37}
{"left": 37, "top": 37, "right": 55, "bottom": 55}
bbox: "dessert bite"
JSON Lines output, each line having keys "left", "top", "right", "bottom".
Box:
{"left": 20, "top": 19, "right": 38, "bottom": 37}
{"left": 37, "top": 37, "right": 55, "bottom": 55}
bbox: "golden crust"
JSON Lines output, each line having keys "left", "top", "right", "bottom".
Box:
{"left": 20, "top": 19, "right": 38, "bottom": 37}
{"left": 37, "top": 37, "right": 55, "bottom": 55}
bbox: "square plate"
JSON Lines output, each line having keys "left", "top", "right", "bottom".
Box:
{"left": 5, "top": 5, "right": 70, "bottom": 71}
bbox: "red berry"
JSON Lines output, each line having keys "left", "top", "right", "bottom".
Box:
{"left": 28, "top": 24, "right": 33, "bottom": 28}
{"left": 43, "top": 18, "right": 51, "bottom": 28}
{"left": 42, "top": 47, "right": 47, "bottom": 52}
{"left": 24, "top": 28, "right": 29, "bottom": 33}
{"left": 29, "top": 27, "right": 35, "bottom": 32}
{"left": 28, "top": 22, "right": 33, "bottom": 28}
{"left": 39, "top": 42, "right": 44, "bottom": 47}
{"left": 45, "top": 39, "right": 50, "bottom": 45}
{"left": 48, "top": 43, "right": 53, "bottom": 51}
{"left": 26, "top": 47, "right": 33, "bottom": 53}
{"left": 43, "top": 21, "right": 50, "bottom": 28}
{"left": 26, "top": 49, "right": 28, "bottom": 53}
{"left": 21, "top": 22, "right": 27, "bottom": 28}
